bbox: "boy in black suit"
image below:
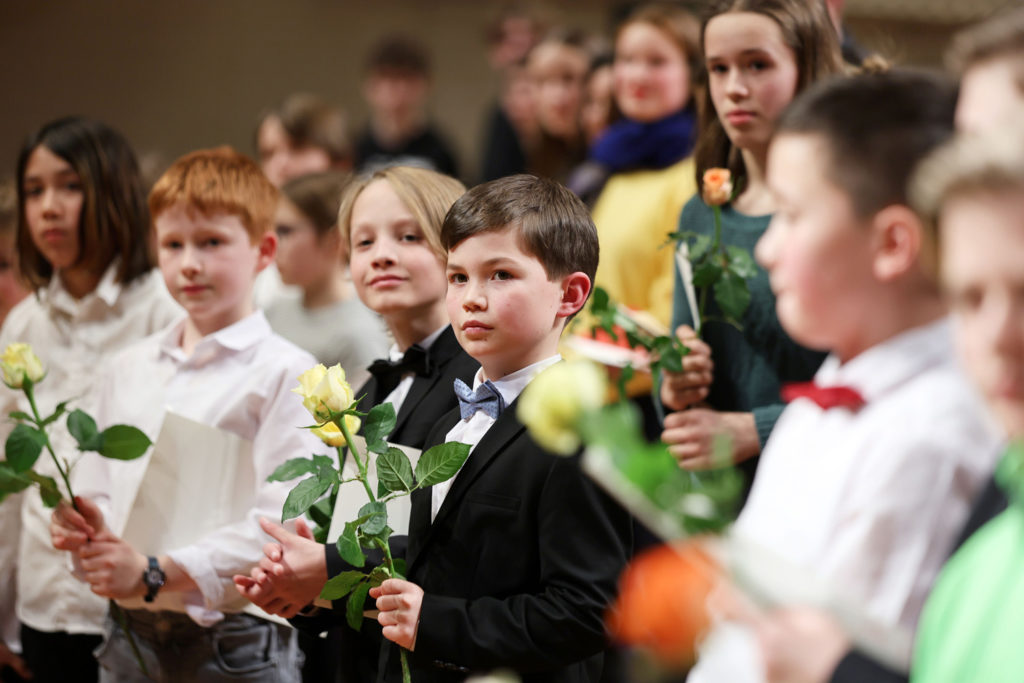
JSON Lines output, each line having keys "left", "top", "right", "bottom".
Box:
{"left": 241, "top": 174, "right": 631, "bottom": 682}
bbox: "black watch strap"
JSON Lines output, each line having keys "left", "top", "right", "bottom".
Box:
{"left": 142, "top": 556, "right": 166, "bottom": 603}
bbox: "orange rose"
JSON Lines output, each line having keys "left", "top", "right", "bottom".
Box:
{"left": 607, "top": 541, "right": 719, "bottom": 669}
{"left": 702, "top": 168, "right": 733, "bottom": 206}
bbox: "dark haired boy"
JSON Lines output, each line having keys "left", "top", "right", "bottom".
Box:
{"left": 245, "top": 175, "right": 631, "bottom": 682}
{"left": 356, "top": 35, "right": 460, "bottom": 178}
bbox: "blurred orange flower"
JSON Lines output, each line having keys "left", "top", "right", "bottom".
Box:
{"left": 702, "top": 168, "right": 733, "bottom": 206}
{"left": 607, "top": 541, "right": 719, "bottom": 669}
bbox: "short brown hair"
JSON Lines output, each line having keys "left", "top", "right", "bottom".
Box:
{"left": 441, "top": 174, "right": 599, "bottom": 285}
{"left": 280, "top": 171, "right": 351, "bottom": 238}
{"left": 337, "top": 166, "right": 466, "bottom": 259}
{"left": 693, "top": 0, "right": 844, "bottom": 191}
{"left": 255, "top": 93, "right": 352, "bottom": 165}
{"left": 149, "top": 147, "right": 278, "bottom": 243}
{"left": 17, "top": 116, "right": 155, "bottom": 291}
{"left": 365, "top": 35, "right": 431, "bottom": 78}
{"left": 947, "top": 6, "right": 1024, "bottom": 92}
{"left": 776, "top": 68, "right": 957, "bottom": 218}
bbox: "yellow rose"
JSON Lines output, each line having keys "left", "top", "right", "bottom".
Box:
{"left": 702, "top": 168, "right": 733, "bottom": 207}
{"left": 517, "top": 360, "right": 608, "bottom": 455}
{"left": 293, "top": 364, "right": 357, "bottom": 421}
{"left": 311, "top": 420, "right": 349, "bottom": 448}
{"left": 0, "top": 343, "right": 45, "bottom": 389}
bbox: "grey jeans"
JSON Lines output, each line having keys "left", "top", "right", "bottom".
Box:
{"left": 95, "top": 610, "right": 302, "bottom": 683}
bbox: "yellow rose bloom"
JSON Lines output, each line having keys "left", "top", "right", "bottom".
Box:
{"left": 293, "top": 363, "right": 357, "bottom": 421}
{"left": 0, "top": 343, "right": 45, "bottom": 389}
{"left": 517, "top": 360, "right": 608, "bottom": 455}
{"left": 311, "top": 421, "right": 349, "bottom": 448}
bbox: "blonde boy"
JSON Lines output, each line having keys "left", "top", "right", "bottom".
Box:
{"left": 51, "top": 148, "right": 325, "bottom": 682}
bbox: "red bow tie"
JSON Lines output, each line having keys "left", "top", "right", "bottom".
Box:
{"left": 781, "top": 382, "right": 866, "bottom": 411}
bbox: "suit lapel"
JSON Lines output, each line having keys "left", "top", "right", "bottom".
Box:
{"left": 393, "top": 326, "right": 461, "bottom": 435}
{"left": 407, "top": 404, "right": 525, "bottom": 572}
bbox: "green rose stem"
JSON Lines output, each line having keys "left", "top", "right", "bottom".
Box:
{"left": 695, "top": 205, "right": 724, "bottom": 338}
{"left": 336, "top": 415, "right": 411, "bottom": 683}
{"left": 22, "top": 380, "right": 150, "bottom": 678}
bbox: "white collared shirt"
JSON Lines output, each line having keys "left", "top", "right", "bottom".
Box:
{"left": 690, "top": 318, "right": 1003, "bottom": 683}
{"left": 74, "top": 311, "right": 329, "bottom": 625}
{"left": 0, "top": 266, "right": 181, "bottom": 637}
{"left": 432, "top": 355, "right": 561, "bottom": 522}
{"left": 380, "top": 324, "right": 448, "bottom": 413}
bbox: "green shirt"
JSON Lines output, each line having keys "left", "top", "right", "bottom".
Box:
{"left": 671, "top": 197, "right": 826, "bottom": 448}
{"left": 913, "top": 498, "right": 1024, "bottom": 681}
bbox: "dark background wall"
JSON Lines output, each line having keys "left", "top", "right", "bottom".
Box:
{"left": 0, "top": 1, "right": 1006, "bottom": 184}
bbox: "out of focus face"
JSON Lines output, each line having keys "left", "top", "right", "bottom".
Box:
{"left": 581, "top": 64, "right": 615, "bottom": 143}
{"left": 614, "top": 21, "right": 690, "bottom": 123}
{"left": 22, "top": 145, "right": 84, "bottom": 272}
{"left": 364, "top": 70, "right": 430, "bottom": 121}
{"left": 273, "top": 197, "right": 340, "bottom": 291}
{"left": 941, "top": 189, "right": 1024, "bottom": 439}
{"left": 529, "top": 42, "right": 588, "bottom": 140}
{"left": 257, "top": 116, "right": 332, "bottom": 187}
{"left": 956, "top": 58, "right": 1024, "bottom": 134}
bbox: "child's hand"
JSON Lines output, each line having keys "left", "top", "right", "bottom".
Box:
{"left": 232, "top": 517, "right": 325, "bottom": 618}
{"left": 0, "top": 640, "right": 32, "bottom": 680}
{"left": 662, "top": 409, "right": 759, "bottom": 468}
{"left": 371, "top": 578, "right": 423, "bottom": 651}
{"left": 50, "top": 496, "right": 109, "bottom": 551}
{"left": 751, "top": 608, "right": 850, "bottom": 683}
{"left": 77, "top": 537, "right": 147, "bottom": 599}
{"left": 660, "top": 325, "right": 714, "bottom": 410}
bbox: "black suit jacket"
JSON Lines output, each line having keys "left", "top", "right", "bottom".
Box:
{"left": 291, "top": 326, "right": 478, "bottom": 679}
{"left": 371, "top": 403, "right": 633, "bottom": 683}
{"left": 830, "top": 473, "right": 1008, "bottom": 683}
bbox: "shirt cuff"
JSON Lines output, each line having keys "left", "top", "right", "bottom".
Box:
{"left": 751, "top": 404, "right": 785, "bottom": 449}
{"left": 166, "top": 546, "right": 223, "bottom": 611}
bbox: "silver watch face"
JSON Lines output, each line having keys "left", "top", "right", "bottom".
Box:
{"left": 144, "top": 567, "right": 164, "bottom": 587}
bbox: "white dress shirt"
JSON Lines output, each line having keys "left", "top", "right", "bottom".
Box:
{"left": 432, "top": 355, "right": 561, "bottom": 522}
{"left": 0, "top": 266, "right": 182, "bottom": 637}
{"left": 74, "top": 311, "right": 329, "bottom": 626}
{"left": 380, "top": 324, "right": 448, "bottom": 412}
{"left": 690, "top": 318, "right": 1002, "bottom": 682}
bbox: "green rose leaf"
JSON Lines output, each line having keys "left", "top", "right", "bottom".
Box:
{"left": 392, "top": 558, "right": 407, "bottom": 579}
{"left": 5, "top": 424, "right": 47, "bottom": 472}
{"left": 313, "top": 454, "right": 337, "bottom": 477}
{"left": 307, "top": 496, "right": 334, "bottom": 529}
{"left": 692, "top": 261, "right": 722, "bottom": 288}
{"left": 27, "top": 471, "right": 62, "bottom": 508}
{"left": 358, "top": 501, "right": 388, "bottom": 536}
{"left": 8, "top": 411, "right": 33, "bottom": 423}
{"left": 363, "top": 403, "right": 397, "bottom": 455}
{"left": 268, "top": 457, "right": 319, "bottom": 482}
{"left": 688, "top": 234, "right": 713, "bottom": 262}
{"left": 415, "top": 441, "right": 471, "bottom": 488}
{"left": 714, "top": 270, "right": 751, "bottom": 322}
{"left": 320, "top": 570, "right": 367, "bottom": 601}
{"left": 367, "top": 564, "right": 391, "bottom": 588}
{"left": 0, "top": 462, "right": 33, "bottom": 496}
{"left": 67, "top": 410, "right": 103, "bottom": 451}
{"left": 40, "top": 400, "right": 70, "bottom": 428}
{"left": 337, "top": 520, "right": 366, "bottom": 568}
{"left": 282, "top": 475, "right": 333, "bottom": 521}
{"left": 98, "top": 425, "right": 151, "bottom": 461}
{"left": 377, "top": 447, "right": 415, "bottom": 495}
{"left": 346, "top": 580, "right": 371, "bottom": 631}
{"left": 725, "top": 246, "right": 758, "bottom": 279}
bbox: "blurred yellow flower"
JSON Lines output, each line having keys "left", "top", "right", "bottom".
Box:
{"left": 0, "top": 343, "right": 45, "bottom": 389}
{"left": 517, "top": 360, "right": 607, "bottom": 455}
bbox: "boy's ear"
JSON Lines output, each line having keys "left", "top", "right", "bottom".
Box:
{"left": 557, "top": 272, "right": 592, "bottom": 319}
{"left": 255, "top": 231, "right": 277, "bottom": 273}
{"left": 870, "top": 205, "right": 923, "bottom": 283}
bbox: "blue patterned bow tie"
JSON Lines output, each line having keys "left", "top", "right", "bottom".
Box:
{"left": 453, "top": 378, "right": 506, "bottom": 420}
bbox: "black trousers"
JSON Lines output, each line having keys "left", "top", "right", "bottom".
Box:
{"left": 19, "top": 623, "right": 101, "bottom": 683}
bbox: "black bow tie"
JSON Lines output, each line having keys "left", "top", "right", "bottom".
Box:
{"left": 367, "top": 344, "right": 432, "bottom": 401}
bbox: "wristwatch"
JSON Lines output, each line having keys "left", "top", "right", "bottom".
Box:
{"left": 142, "top": 556, "right": 166, "bottom": 603}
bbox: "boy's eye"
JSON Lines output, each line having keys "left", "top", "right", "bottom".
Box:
{"left": 448, "top": 273, "right": 467, "bottom": 284}
{"left": 204, "top": 238, "right": 221, "bottom": 247}
{"left": 401, "top": 232, "right": 421, "bottom": 243}
{"left": 275, "top": 225, "right": 293, "bottom": 238}
{"left": 493, "top": 270, "right": 513, "bottom": 281}
{"left": 708, "top": 63, "right": 728, "bottom": 75}
{"left": 162, "top": 240, "right": 183, "bottom": 250}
